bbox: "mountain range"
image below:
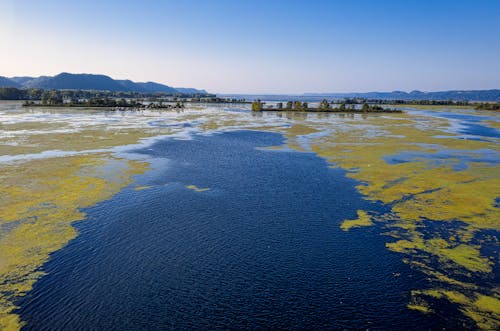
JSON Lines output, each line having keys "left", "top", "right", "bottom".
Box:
{"left": 0, "top": 72, "right": 208, "bottom": 94}
{"left": 303, "top": 90, "right": 500, "bottom": 102}
{"left": 2, "top": 73, "right": 498, "bottom": 101}
{"left": 221, "top": 90, "right": 500, "bottom": 102}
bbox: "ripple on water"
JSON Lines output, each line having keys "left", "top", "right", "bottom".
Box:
{"left": 16, "top": 131, "right": 463, "bottom": 330}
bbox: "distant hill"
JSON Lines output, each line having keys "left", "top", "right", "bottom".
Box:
{"left": 116, "top": 79, "right": 145, "bottom": 92}
{"left": 175, "top": 87, "right": 208, "bottom": 94}
{"left": 303, "top": 90, "right": 500, "bottom": 102}
{"left": 0, "top": 76, "right": 20, "bottom": 88}
{"left": 222, "top": 90, "right": 500, "bottom": 102}
{"left": 24, "top": 73, "right": 126, "bottom": 91}
{"left": 135, "top": 81, "right": 178, "bottom": 93}
{"left": 9, "top": 76, "right": 36, "bottom": 85}
{"left": 22, "top": 76, "right": 52, "bottom": 89}
{"left": 3, "top": 72, "right": 207, "bottom": 94}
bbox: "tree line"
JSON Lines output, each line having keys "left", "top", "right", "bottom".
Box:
{"left": 341, "top": 98, "right": 472, "bottom": 106}
{"left": 252, "top": 99, "right": 400, "bottom": 113}
{"left": 475, "top": 103, "right": 500, "bottom": 111}
{"left": 23, "top": 97, "right": 187, "bottom": 110}
{"left": 0, "top": 87, "right": 214, "bottom": 102}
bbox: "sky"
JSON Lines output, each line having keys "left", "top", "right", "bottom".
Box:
{"left": 1, "top": 0, "right": 499, "bottom": 94}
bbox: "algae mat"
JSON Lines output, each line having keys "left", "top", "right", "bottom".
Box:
{"left": 274, "top": 112, "right": 500, "bottom": 329}
{"left": 0, "top": 102, "right": 499, "bottom": 329}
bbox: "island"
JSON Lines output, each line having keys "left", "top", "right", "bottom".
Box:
{"left": 0, "top": 86, "right": 249, "bottom": 108}
{"left": 475, "top": 102, "right": 500, "bottom": 111}
{"left": 22, "top": 98, "right": 186, "bottom": 110}
{"left": 251, "top": 99, "right": 402, "bottom": 113}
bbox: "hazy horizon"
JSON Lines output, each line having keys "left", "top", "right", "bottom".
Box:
{"left": 6, "top": 71, "right": 500, "bottom": 95}
{"left": 2, "top": 0, "right": 500, "bottom": 94}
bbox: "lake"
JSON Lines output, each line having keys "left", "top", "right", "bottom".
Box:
{"left": 0, "top": 101, "right": 498, "bottom": 330}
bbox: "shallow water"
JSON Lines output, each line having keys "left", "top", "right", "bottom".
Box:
{"left": 18, "top": 131, "right": 459, "bottom": 330}
{"left": 406, "top": 108, "right": 500, "bottom": 140}
{"left": 0, "top": 102, "right": 498, "bottom": 330}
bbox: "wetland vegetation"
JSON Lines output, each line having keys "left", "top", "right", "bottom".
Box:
{"left": 342, "top": 98, "right": 473, "bottom": 106}
{"left": 251, "top": 99, "right": 402, "bottom": 113}
{"left": 475, "top": 102, "right": 500, "bottom": 111}
{"left": 22, "top": 98, "right": 187, "bottom": 110}
{"left": 0, "top": 87, "right": 250, "bottom": 106}
{"left": 3, "top": 1, "right": 499, "bottom": 329}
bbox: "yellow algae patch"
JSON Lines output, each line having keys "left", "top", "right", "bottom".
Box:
{"left": 391, "top": 167, "right": 500, "bottom": 230}
{"left": 422, "top": 269, "right": 478, "bottom": 290}
{"left": 278, "top": 124, "right": 320, "bottom": 152}
{"left": 387, "top": 237, "right": 492, "bottom": 273}
{"left": 413, "top": 290, "right": 500, "bottom": 330}
{"left": 258, "top": 145, "right": 286, "bottom": 151}
{"left": 199, "top": 118, "right": 249, "bottom": 131}
{"left": 386, "top": 238, "right": 422, "bottom": 254}
{"left": 340, "top": 210, "right": 373, "bottom": 231}
{"left": 261, "top": 111, "right": 500, "bottom": 329}
{"left": 407, "top": 304, "right": 432, "bottom": 314}
{"left": 0, "top": 154, "right": 148, "bottom": 330}
{"left": 0, "top": 121, "right": 69, "bottom": 131}
{"left": 433, "top": 243, "right": 492, "bottom": 273}
{"left": 475, "top": 295, "right": 500, "bottom": 315}
{"left": 134, "top": 185, "right": 152, "bottom": 191}
{"left": 481, "top": 120, "right": 500, "bottom": 129}
{"left": 1, "top": 103, "right": 498, "bottom": 329}
{"left": 245, "top": 125, "right": 286, "bottom": 132}
{"left": 186, "top": 185, "right": 210, "bottom": 192}
{"left": 0, "top": 127, "right": 172, "bottom": 156}
{"left": 285, "top": 124, "right": 320, "bottom": 136}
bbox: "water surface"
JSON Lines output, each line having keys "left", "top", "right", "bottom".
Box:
{"left": 0, "top": 102, "right": 498, "bottom": 329}
{"left": 18, "top": 131, "right": 458, "bottom": 330}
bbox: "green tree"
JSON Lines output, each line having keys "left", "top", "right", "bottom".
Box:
{"left": 319, "top": 99, "right": 330, "bottom": 110}
{"left": 41, "top": 91, "right": 50, "bottom": 105}
{"left": 251, "top": 100, "right": 263, "bottom": 111}
{"left": 48, "top": 90, "right": 63, "bottom": 105}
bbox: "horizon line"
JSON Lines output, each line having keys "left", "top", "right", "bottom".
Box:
{"left": 2, "top": 72, "right": 499, "bottom": 95}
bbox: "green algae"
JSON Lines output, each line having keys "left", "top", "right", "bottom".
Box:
{"left": 0, "top": 104, "right": 498, "bottom": 330}
{"left": 186, "top": 185, "right": 210, "bottom": 192}
{"left": 134, "top": 185, "right": 152, "bottom": 191}
{"left": 0, "top": 154, "right": 149, "bottom": 330}
{"left": 237, "top": 109, "right": 499, "bottom": 328}
{"left": 190, "top": 108, "right": 499, "bottom": 329}
{"left": 482, "top": 120, "right": 500, "bottom": 129}
{"left": 0, "top": 127, "right": 172, "bottom": 156}
{"left": 387, "top": 237, "right": 492, "bottom": 273}
{"left": 0, "top": 121, "right": 69, "bottom": 131}
{"left": 412, "top": 289, "right": 500, "bottom": 330}
{"left": 276, "top": 112, "right": 500, "bottom": 329}
{"left": 341, "top": 210, "right": 373, "bottom": 231}
{"left": 407, "top": 301, "right": 433, "bottom": 314}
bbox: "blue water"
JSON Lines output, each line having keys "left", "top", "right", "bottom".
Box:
{"left": 409, "top": 109, "right": 500, "bottom": 139}
{"left": 18, "top": 131, "right": 470, "bottom": 330}
{"left": 384, "top": 148, "right": 499, "bottom": 170}
{"left": 385, "top": 110, "right": 499, "bottom": 171}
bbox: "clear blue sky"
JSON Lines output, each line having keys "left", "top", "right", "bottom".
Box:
{"left": 1, "top": 0, "right": 499, "bottom": 93}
